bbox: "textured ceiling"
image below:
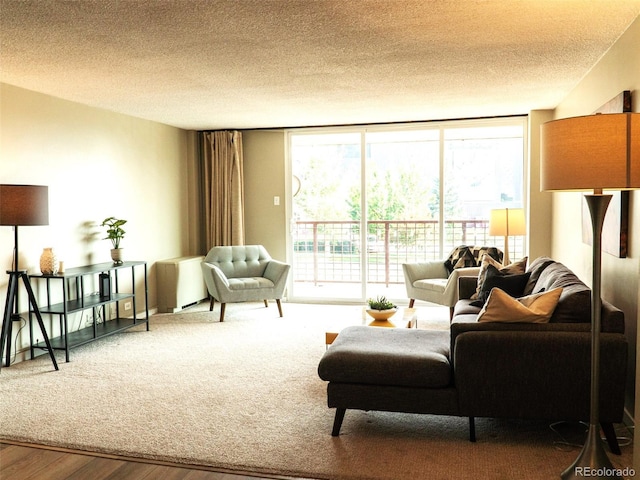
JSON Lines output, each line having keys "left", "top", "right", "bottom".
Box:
{"left": 1, "top": 1, "right": 639, "bottom": 130}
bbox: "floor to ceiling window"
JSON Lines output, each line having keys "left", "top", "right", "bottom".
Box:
{"left": 288, "top": 117, "right": 527, "bottom": 303}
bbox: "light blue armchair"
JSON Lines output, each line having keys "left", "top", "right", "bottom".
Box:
{"left": 201, "top": 245, "right": 290, "bottom": 322}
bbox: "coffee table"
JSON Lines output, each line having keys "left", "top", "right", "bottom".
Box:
{"left": 325, "top": 307, "right": 417, "bottom": 347}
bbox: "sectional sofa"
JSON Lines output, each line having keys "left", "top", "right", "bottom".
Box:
{"left": 317, "top": 257, "right": 628, "bottom": 453}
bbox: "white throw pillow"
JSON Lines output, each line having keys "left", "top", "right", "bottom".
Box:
{"left": 477, "top": 287, "right": 563, "bottom": 323}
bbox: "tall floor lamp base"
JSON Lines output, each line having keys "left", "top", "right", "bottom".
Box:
{"left": 561, "top": 424, "right": 620, "bottom": 479}
{"left": 1, "top": 270, "right": 58, "bottom": 372}
{"left": 561, "top": 194, "right": 620, "bottom": 480}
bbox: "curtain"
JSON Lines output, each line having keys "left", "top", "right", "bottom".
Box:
{"left": 201, "top": 130, "right": 245, "bottom": 248}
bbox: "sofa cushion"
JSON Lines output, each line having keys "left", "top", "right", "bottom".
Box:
{"left": 471, "top": 255, "right": 528, "bottom": 300}
{"left": 470, "top": 264, "right": 531, "bottom": 306}
{"left": 523, "top": 256, "right": 556, "bottom": 295}
{"left": 477, "top": 287, "right": 563, "bottom": 323}
{"left": 531, "top": 261, "right": 591, "bottom": 323}
{"left": 317, "top": 326, "right": 451, "bottom": 388}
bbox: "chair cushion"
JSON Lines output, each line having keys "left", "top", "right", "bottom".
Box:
{"left": 228, "top": 277, "right": 275, "bottom": 290}
{"left": 318, "top": 326, "right": 451, "bottom": 388}
{"left": 413, "top": 278, "right": 448, "bottom": 293}
{"left": 204, "top": 245, "right": 271, "bottom": 279}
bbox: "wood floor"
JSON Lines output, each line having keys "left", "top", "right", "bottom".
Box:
{"left": 0, "top": 442, "right": 306, "bottom": 480}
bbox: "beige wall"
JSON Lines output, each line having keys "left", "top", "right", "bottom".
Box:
{"left": 546, "top": 15, "right": 640, "bottom": 466}
{"left": 0, "top": 83, "right": 198, "bottom": 355}
{"left": 527, "top": 110, "right": 554, "bottom": 260}
{"left": 242, "top": 129, "right": 287, "bottom": 261}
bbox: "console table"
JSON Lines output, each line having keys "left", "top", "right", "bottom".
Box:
{"left": 29, "top": 261, "right": 149, "bottom": 362}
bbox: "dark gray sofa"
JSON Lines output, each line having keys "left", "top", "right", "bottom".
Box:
{"left": 317, "top": 257, "right": 628, "bottom": 453}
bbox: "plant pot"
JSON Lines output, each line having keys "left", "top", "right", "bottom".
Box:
{"left": 366, "top": 308, "right": 398, "bottom": 327}
{"left": 110, "top": 248, "right": 124, "bottom": 265}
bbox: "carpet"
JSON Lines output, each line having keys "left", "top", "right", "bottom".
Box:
{"left": 0, "top": 302, "right": 634, "bottom": 479}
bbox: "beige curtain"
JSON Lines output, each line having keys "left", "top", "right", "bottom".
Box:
{"left": 201, "top": 131, "right": 245, "bottom": 248}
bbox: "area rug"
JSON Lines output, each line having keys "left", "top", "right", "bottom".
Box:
{"left": 0, "top": 303, "right": 634, "bottom": 479}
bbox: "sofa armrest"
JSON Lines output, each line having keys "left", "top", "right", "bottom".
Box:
{"left": 458, "top": 276, "right": 478, "bottom": 300}
{"left": 439, "top": 267, "right": 480, "bottom": 306}
{"left": 453, "top": 329, "right": 627, "bottom": 422}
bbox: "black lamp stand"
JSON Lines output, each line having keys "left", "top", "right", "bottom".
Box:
{"left": 0, "top": 226, "right": 58, "bottom": 372}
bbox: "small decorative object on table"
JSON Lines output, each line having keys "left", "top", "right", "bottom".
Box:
{"left": 39, "top": 247, "right": 59, "bottom": 275}
{"left": 366, "top": 295, "right": 398, "bottom": 326}
{"left": 101, "top": 216, "right": 126, "bottom": 264}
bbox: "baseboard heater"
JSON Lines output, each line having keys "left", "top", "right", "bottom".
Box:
{"left": 156, "top": 255, "right": 208, "bottom": 313}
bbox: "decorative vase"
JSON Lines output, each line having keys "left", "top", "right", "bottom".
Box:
{"left": 365, "top": 308, "right": 398, "bottom": 327}
{"left": 40, "top": 247, "right": 59, "bottom": 275}
{"left": 110, "top": 248, "right": 124, "bottom": 265}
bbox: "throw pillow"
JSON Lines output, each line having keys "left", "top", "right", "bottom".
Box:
{"left": 477, "top": 287, "right": 563, "bottom": 323}
{"left": 471, "top": 255, "right": 528, "bottom": 300}
{"left": 470, "top": 264, "right": 531, "bottom": 307}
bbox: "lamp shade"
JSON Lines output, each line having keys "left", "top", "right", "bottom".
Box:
{"left": 489, "top": 208, "right": 526, "bottom": 236}
{"left": 540, "top": 113, "right": 640, "bottom": 192}
{"left": 0, "top": 184, "right": 49, "bottom": 226}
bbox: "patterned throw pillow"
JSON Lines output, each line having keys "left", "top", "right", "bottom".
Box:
{"left": 471, "top": 255, "right": 528, "bottom": 300}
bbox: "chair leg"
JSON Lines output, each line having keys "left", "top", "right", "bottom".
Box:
{"left": 276, "top": 299, "right": 283, "bottom": 317}
{"left": 469, "top": 416, "right": 476, "bottom": 442}
{"left": 219, "top": 303, "right": 226, "bottom": 322}
{"left": 209, "top": 296, "right": 214, "bottom": 312}
{"left": 601, "top": 422, "right": 621, "bottom": 455}
{"left": 331, "top": 408, "right": 346, "bottom": 436}
{"left": 409, "top": 298, "right": 415, "bottom": 308}
{"left": 264, "top": 299, "right": 269, "bottom": 308}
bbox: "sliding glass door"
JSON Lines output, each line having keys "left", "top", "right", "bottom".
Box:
{"left": 290, "top": 132, "right": 362, "bottom": 299}
{"left": 288, "top": 118, "right": 526, "bottom": 303}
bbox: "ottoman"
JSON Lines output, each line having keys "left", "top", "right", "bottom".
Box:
{"left": 318, "top": 325, "right": 461, "bottom": 436}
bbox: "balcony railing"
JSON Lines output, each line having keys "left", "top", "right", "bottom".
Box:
{"left": 292, "top": 220, "right": 525, "bottom": 286}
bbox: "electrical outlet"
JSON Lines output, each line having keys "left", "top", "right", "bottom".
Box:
{"left": 124, "top": 301, "right": 132, "bottom": 311}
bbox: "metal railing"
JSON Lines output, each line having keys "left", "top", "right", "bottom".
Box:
{"left": 292, "top": 220, "right": 525, "bottom": 286}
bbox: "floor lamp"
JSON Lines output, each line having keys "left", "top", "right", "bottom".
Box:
{"left": 489, "top": 207, "right": 525, "bottom": 265}
{"left": 0, "top": 184, "right": 58, "bottom": 371}
{"left": 541, "top": 113, "right": 639, "bottom": 480}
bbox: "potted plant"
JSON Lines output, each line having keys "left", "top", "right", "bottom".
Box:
{"left": 101, "top": 216, "right": 126, "bottom": 264}
{"left": 366, "top": 295, "right": 398, "bottom": 323}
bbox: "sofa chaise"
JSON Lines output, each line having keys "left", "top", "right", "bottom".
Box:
{"left": 317, "top": 257, "right": 628, "bottom": 453}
